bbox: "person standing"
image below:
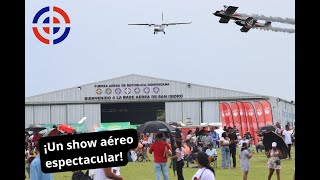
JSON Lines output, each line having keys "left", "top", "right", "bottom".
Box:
{"left": 171, "top": 141, "right": 185, "bottom": 180}
{"left": 220, "top": 132, "right": 231, "bottom": 169}
{"left": 200, "top": 131, "right": 213, "bottom": 152}
{"left": 282, "top": 125, "right": 293, "bottom": 159}
{"left": 240, "top": 142, "right": 252, "bottom": 180}
{"left": 275, "top": 122, "right": 282, "bottom": 136}
{"left": 192, "top": 152, "right": 215, "bottom": 180}
{"left": 227, "top": 127, "right": 238, "bottom": 168}
{"left": 209, "top": 127, "right": 219, "bottom": 149}
{"left": 30, "top": 141, "right": 53, "bottom": 180}
{"left": 266, "top": 142, "right": 282, "bottom": 180}
{"left": 149, "top": 133, "right": 172, "bottom": 180}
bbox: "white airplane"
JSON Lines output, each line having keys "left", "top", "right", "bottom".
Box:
{"left": 128, "top": 13, "right": 192, "bottom": 34}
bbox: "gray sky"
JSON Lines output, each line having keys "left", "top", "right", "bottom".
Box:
{"left": 26, "top": 0, "right": 295, "bottom": 101}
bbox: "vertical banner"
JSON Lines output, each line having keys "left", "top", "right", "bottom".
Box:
{"left": 219, "top": 103, "right": 227, "bottom": 128}
{"left": 243, "top": 102, "right": 258, "bottom": 144}
{"left": 254, "top": 101, "right": 266, "bottom": 128}
{"left": 243, "top": 102, "right": 259, "bottom": 145}
{"left": 230, "top": 102, "right": 242, "bottom": 137}
{"left": 223, "top": 103, "right": 234, "bottom": 128}
{"left": 261, "top": 100, "right": 273, "bottom": 125}
{"left": 237, "top": 102, "right": 248, "bottom": 137}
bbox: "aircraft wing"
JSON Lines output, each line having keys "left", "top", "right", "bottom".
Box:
{"left": 240, "top": 26, "right": 251, "bottom": 32}
{"left": 219, "top": 17, "right": 230, "bottom": 23}
{"left": 128, "top": 23, "right": 155, "bottom": 26}
{"left": 163, "top": 22, "right": 192, "bottom": 26}
{"left": 225, "top": 6, "right": 238, "bottom": 15}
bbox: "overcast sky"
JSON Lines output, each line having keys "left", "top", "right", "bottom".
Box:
{"left": 26, "top": 0, "right": 295, "bottom": 101}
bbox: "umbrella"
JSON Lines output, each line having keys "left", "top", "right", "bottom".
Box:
{"left": 25, "top": 124, "right": 47, "bottom": 132}
{"left": 43, "top": 128, "right": 62, "bottom": 137}
{"left": 169, "top": 121, "right": 181, "bottom": 127}
{"left": 137, "top": 121, "right": 175, "bottom": 134}
{"left": 58, "top": 124, "right": 76, "bottom": 134}
{"left": 262, "top": 131, "right": 288, "bottom": 159}
{"left": 257, "top": 125, "right": 276, "bottom": 135}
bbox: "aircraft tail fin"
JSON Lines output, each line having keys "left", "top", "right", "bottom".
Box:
{"left": 264, "top": 21, "right": 272, "bottom": 27}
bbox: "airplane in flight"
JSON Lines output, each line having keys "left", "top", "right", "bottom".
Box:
{"left": 128, "top": 13, "right": 192, "bottom": 34}
{"left": 213, "top": 5, "right": 271, "bottom": 32}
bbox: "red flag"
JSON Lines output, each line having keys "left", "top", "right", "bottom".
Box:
{"left": 254, "top": 101, "right": 266, "bottom": 128}
{"left": 219, "top": 103, "right": 228, "bottom": 128}
{"left": 237, "top": 102, "right": 248, "bottom": 137}
{"left": 223, "top": 103, "right": 234, "bottom": 127}
{"left": 231, "top": 102, "right": 242, "bottom": 137}
{"left": 243, "top": 102, "right": 259, "bottom": 145}
{"left": 262, "top": 100, "right": 273, "bottom": 125}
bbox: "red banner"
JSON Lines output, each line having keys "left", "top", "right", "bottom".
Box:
{"left": 243, "top": 102, "right": 259, "bottom": 145}
{"left": 236, "top": 102, "right": 248, "bottom": 137}
{"left": 219, "top": 103, "right": 228, "bottom": 128}
{"left": 254, "top": 101, "right": 266, "bottom": 128}
{"left": 230, "top": 102, "right": 242, "bottom": 137}
{"left": 223, "top": 103, "right": 234, "bottom": 128}
{"left": 261, "top": 100, "right": 273, "bottom": 125}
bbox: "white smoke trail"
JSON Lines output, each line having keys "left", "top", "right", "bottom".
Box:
{"left": 239, "top": 13, "right": 295, "bottom": 25}
{"left": 253, "top": 27, "right": 295, "bottom": 33}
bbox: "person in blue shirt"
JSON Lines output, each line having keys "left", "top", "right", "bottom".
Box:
{"left": 30, "top": 140, "right": 54, "bottom": 180}
{"left": 209, "top": 127, "right": 219, "bottom": 149}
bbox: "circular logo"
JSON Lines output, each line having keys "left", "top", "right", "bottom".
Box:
{"left": 143, "top": 87, "right": 150, "bottom": 94}
{"left": 232, "top": 110, "right": 238, "bottom": 117}
{"left": 32, "top": 6, "right": 71, "bottom": 45}
{"left": 221, "top": 112, "right": 225, "bottom": 117}
{"left": 225, "top": 110, "right": 230, "bottom": 116}
{"left": 115, "top": 88, "right": 121, "bottom": 95}
{"left": 264, "top": 108, "right": 270, "bottom": 114}
{"left": 248, "top": 110, "right": 254, "bottom": 116}
{"left": 96, "top": 88, "right": 102, "bottom": 95}
{"left": 239, "top": 110, "right": 243, "bottom": 116}
{"left": 153, "top": 87, "right": 160, "bottom": 94}
{"left": 134, "top": 88, "right": 141, "bottom": 94}
{"left": 105, "top": 88, "right": 112, "bottom": 95}
{"left": 124, "top": 88, "right": 131, "bottom": 94}
{"left": 257, "top": 109, "right": 263, "bottom": 116}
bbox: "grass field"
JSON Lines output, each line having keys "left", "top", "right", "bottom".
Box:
{"left": 25, "top": 147, "right": 295, "bottom": 180}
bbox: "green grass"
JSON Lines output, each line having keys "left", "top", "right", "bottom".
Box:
{"left": 26, "top": 147, "right": 295, "bottom": 180}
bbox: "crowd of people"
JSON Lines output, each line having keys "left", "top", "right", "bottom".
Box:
{"left": 25, "top": 122, "right": 295, "bottom": 180}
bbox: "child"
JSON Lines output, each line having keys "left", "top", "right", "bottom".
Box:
{"left": 240, "top": 142, "right": 252, "bottom": 180}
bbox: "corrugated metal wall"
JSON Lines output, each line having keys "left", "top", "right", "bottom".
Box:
{"left": 182, "top": 102, "right": 201, "bottom": 125}
{"left": 165, "top": 102, "right": 183, "bottom": 123}
{"left": 25, "top": 104, "right": 101, "bottom": 132}
{"left": 202, "top": 101, "right": 220, "bottom": 124}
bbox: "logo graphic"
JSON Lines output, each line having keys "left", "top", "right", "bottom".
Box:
{"left": 232, "top": 110, "right": 238, "bottom": 117}
{"left": 134, "top": 88, "right": 141, "bottom": 94}
{"left": 124, "top": 88, "right": 131, "bottom": 94}
{"left": 248, "top": 110, "right": 254, "bottom": 116}
{"left": 256, "top": 109, "right": 263, "bottom": 116}
{"left": 115, "top": 88, "right": 121, "bottom": 95}
{"left": 239, "top": 110, "right": 243, "bottom": 116}
{"left": 264, "top": 108, "right": 270, "bottom": 114}
{"left": 143, "top": 87, "right": 150, "bottom": 94}
{"left": 153, "top": 87, "right": 160, "bottom": 94}
{"left": 32, "top": 6, "right": 71, "bottom": 45}
{"left": 96, "top": 88, "right": 102, "bottom": 95}
{"left": 105, "top": 88, "right": 112, "bottom": 95}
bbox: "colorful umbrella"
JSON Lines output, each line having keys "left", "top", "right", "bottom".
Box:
{"left": 58, "top": 124, "right": 76, "bottom": 134}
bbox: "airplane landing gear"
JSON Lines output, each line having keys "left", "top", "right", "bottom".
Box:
{"left": 154, "top": 32, "right": 156, "bottom": 34}
{"left": 163, "top": 32, "right": 165, "bottom": 34}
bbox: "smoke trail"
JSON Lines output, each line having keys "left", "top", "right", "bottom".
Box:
{"left": 253, "top": 27, "right": 295, "bottom": 33}
{"left": 239, "top": 13, "right": 295, "bottom": 25}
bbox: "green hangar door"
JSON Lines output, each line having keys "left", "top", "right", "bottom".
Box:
{"left": 100, "top": 102, "right": 165, "bottom": 125}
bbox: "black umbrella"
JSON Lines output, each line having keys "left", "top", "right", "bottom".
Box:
{"left": 137, "top": 121, "right": 175, "bottom": 133}
{"left": 169, "top": 121, "right": 182, "bottom": 127}
{"left": 262, "top": 131, "right": 288, "bottom": 159}
{"left": 257, "top": 125, "right": 276, "bottom": 135}
{"left": 25, "top": 124, "right": 47, "bottom": 132}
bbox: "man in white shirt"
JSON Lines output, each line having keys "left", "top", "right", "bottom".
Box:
{"left": 282, "top": 125, "right": 293, "bottom": 159}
